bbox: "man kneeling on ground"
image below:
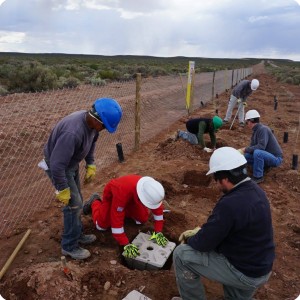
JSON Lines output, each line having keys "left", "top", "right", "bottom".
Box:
{"left": 172, "top": 147, "right": 275, "bottom": 300}
{"left": 239, "top": 109, "right": 283, "bottom": 184}
{"left": 83, "top": 174, "right": 168, "bottom": 258}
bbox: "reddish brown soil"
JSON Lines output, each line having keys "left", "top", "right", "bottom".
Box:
{"left": 0, "top": 72, "right": 299, "bottom": 300}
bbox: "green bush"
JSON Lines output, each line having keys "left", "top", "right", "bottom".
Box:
{"left": 7, "top": 61, "right": 58, "bottom": 92}
{"left": 149, "top": 66, "right": 168, "bottom": 77}
{"left": 293, "top": 75, "right": 300, "bottom": 85}
{"left": 98, "top": 69, "right": 122, "bottom": 80}
{"left": 121, "top": 73, "right": 133, "bottom": 81}
{"left": 87, "top": 77, "right": 107, "bottom": 86}
{"left": 88, "top": 64, "right": 99, "bottom": 70}
{"left": 0, "top": 85, "right": 8, "bottom": 96}
{"left": 284, "top": 77, "right": 293, "bottom": 84}
{"left": 58, "top": 76, "right": 80, "bottom": 88}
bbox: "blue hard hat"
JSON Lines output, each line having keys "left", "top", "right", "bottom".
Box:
{"left": 93, "top": 98, "right": 122, "bottom": 133}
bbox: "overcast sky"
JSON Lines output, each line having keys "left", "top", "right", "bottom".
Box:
{"left": 0, "top": 0, "right": 300, "bottom": 61}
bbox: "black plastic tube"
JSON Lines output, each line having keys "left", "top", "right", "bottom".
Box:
{"left": 116, "top": 143, "right": 125, "bottom": 163}
{"left": 274, "top": 102, "right": 278, "bottom": 110}
{"left": 283, "top": 132, "right": 288, "bottom": 143}
{"left": 292, "top": 154, "right": 298, "bottom": 170}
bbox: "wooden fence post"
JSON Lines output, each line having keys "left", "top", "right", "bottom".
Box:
{"left": 134, "top": 73, "right": 141, "bottom": 151}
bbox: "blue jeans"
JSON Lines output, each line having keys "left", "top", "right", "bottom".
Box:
{"left": 46, "top": 165, "right": 83, "bottom": 251}
{"left": 244, "top": 150, "right": 283, "bottom": 178}
{"left": 173, "top": 244, "right": 272, "bottom": 300}
{"left": 178, "top": 130, "right": 198, "bottom": 145}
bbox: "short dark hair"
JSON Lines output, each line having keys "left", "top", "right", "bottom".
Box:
{"left": 247, "top": 117, "right": 260, "bottom": 124}
{"left": 213, "top": 164, "right": 248, "bottom": 184}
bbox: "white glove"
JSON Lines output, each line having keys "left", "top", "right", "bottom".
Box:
{"left": 203, "top": 147, "right": 213, "bottom": 153}
{"left": 237, "top": 98, "right": 242, "bottom": 104}
{"left": 238, "top": 148, "right": 245, "bottom": 154}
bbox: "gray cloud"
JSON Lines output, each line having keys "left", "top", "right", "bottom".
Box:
{"left": 0, "top": 0, "right": 299, "bottom": 60}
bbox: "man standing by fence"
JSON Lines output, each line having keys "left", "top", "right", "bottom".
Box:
{"left": 223, "top": 79, "right": 259, "bottom": 127}
{"left": 42, "top": 97, "right": 122, "bottom": 260}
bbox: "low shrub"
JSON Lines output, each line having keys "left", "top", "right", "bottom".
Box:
{"left": 0, "top": 85, "right": 8, "bottom": 96}
{"left": 87, "top": 77, "right": 107, "bottom": 86}
{"left": 58, "top": 76, "right": 80, "bottom": 88}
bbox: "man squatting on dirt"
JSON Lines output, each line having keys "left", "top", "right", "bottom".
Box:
{"left": 239, "top": 109, "right": 283, "bottom": 184}
{"left": 173, "top": 147, "right": 275, "bottom": 300}
{"left": 82, "top": 174, "right": 169, "bottom": 258}
{"left": 42, "top": 98, "right": 122, "bottom": 260}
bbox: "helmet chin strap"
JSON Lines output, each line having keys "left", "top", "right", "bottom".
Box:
{"left": 88, "top": 110, "right": 105, "bottom": 127}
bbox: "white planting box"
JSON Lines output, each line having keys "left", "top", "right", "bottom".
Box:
{"left": 123, "top": 232, "right": 176, "bottom": 270}
{"left": 122, "top": 290, "right": 152, "bottom": 300}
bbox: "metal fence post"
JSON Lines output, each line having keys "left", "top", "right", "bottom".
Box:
{"left": 134, "top": 73, "right": 141, "bottom": 151}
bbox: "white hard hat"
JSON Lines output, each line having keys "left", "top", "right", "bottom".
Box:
{"left": 251, "top": 79, "right": 259, "bottom": 90}
{"left": 206, "top": 147, "right": 247, "bottom": 175}
{"left": 245, "top": 109, "right": 260, "bottom": 120}
{"left": 137, "top": 177, "right": 165, "bottom": 209}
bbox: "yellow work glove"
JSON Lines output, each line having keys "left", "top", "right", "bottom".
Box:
{"left": 149, "top": 232, "right": 169, "bottom": 247}
{"left": 55, "top": 188, "right": 71, "bottom": 205}
{"left": 237, "top": 98, "right": 241, "bottom": 104}
{"left": 84, "top": 164, "right": 96, "bottom": 184}
{"left": 178, "top": 226, "right": 201, "bottom": 244}
{"left": 123, "top": 244, "right": 140, "bottom": 258}
{"left": 243, "top": 102, "right": 247, "bottom": 107}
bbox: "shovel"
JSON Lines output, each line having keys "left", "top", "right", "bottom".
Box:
{"left": 230, "top": 101, "right": 242, "bottom": 130}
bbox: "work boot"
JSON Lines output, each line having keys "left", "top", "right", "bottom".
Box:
{"left": 223, "top": 119, "right": 229, "bottom": 124}
{"left": 173, "top": 129, "right": 180, "bottom": 141}
{"left": 252, "top": 176, "right": 264, "bottom": 184}
{"left": 83, "top": 193, "right": 101, "bottom": 215}
{"left": 78, "top": 234, "right": 97, "bottom": 245}
{"left": 264, "top": 166, "right": 272, "bottom": 174}
{"left": 239, "top": 122, "right": 245, "bottom": 127}
{"left": 62, "top": 247, "right": 91, "bottom": 260}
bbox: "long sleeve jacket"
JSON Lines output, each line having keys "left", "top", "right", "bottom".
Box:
{"left": 103, "top": 175, "right": 164, "bottom": 245}
{"left": 44, "top": 111, "right": 99, "bottom": 191}
{"left": 232, "top": 80, "right": 252, "bottom": 101}
{"left": 186, "top": 118, "right": 216, "bottom": 147}
{"left": 245, "top": 123, "right": 283, "bottom": 157}
{"left": 188, "top": 179, "right": 275, "bottom": 278}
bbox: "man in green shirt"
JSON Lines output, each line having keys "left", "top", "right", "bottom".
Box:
{"left": 176, "top": 116, "right": 223, "bottom": 152}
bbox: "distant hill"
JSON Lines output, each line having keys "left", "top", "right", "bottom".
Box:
{"left": 0, "top": 52, "right": 298, "bottom": 94}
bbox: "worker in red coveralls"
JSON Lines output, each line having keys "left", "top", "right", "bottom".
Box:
{"left": 83, "top": 174, "right": 169, "bottom": 258}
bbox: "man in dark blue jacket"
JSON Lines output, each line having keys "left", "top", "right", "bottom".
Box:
{"left": 43, "top": 98, "right": 122, "bottom": 260}
{"left": 173, "top": 147, "right": 275, "bottom": 300}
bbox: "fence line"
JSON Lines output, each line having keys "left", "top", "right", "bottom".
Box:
{"left": 0, "top": 65, "right": 256, "bottom": 240}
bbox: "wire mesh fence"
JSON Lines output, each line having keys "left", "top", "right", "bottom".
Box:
{"left": 0, "top": 66, "right": 254, "bottom": 239}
